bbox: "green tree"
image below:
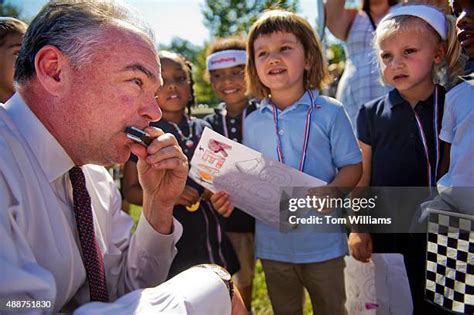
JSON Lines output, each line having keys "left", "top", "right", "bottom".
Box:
{"left": 202, "top": 0, "right": 299, "bottom": 38}
{"left": 327, "top": 43, "right": 345, "bottom": 65}
{"left": 193, "top": 44, "right": 218, "bottom": 107}
{"left": 0, "top": 3, "right": 21, "bottom": 17}
{"left": 159, "top": 37, "right": 200, "bottom": 65}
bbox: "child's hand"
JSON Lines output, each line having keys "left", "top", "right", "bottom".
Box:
{"left": 348, "top": 232, "right": 373, "bottom": 263}
{"left": 176, "top": 185, "right": 200, "bottom": 207}
{"left": 307, "top": 185, "right": 341, "bottom": 214}
{"left": 202, "top": 189, "right": 213, "bottom": 201}
{"left": 210, "top": 191, "right": 234, "bottom": 217}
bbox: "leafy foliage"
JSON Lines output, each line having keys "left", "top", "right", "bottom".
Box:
{"left": 202, "top": 0, "right": 299, "bottom": 38}
{"left": 0, "top": 3, "right": 21, "bottom": 18}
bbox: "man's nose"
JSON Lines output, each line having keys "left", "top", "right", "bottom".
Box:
{"left": 141, "top": 95, "right": 162, "bottom": 122}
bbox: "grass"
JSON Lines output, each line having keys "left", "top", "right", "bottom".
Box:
{"left": 128, "top": 204, "right": 313, "bottom": 314}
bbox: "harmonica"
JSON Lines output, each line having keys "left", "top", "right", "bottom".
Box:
{"left": 125, "top": 126, "right": 153, "bottom": 147}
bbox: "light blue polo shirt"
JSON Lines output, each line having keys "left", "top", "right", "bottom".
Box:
{"left": 438, "top": 78, "right": 474, "bottom": 189}
{"left": 437, "top": 77, "right": 474, "bottom": 214}
{"left": 243, "top": 89, "right": 361, "bottom": 263}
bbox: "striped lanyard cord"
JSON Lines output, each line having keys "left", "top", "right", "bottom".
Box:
{"left": 221, "top": 106, "right": 247, "bottom": 139}
{"left": 168, "top": 116, "right": 194, "bottom": 142}
{"left": 272, "top": 89, "right": 318, "bottom": 171}
{"left": 411, "top": 85, "right": 440, "bottom": 187}
{"left": 203, "top": 200, "right": 227, "bottom": 268}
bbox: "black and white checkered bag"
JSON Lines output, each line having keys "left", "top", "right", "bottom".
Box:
{"left": 425, "top": 209, "right": 474, "bottom": 314}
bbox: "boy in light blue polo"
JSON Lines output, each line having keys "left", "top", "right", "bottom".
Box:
{"left": 244, "top": 90, "right": 361, "bottom": 261}
{"left": 243, "top": 11, "right": 361, "bottom": 315}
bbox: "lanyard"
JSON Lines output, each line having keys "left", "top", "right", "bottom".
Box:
{"left": 221, "top": 106, "right": 247, "bottom": 139}
{"left": 168, "top": 117, "right": 194, "bottom": 148}
{"left": 272, "top": 90, "right": 318, "bottom": 171}
{"left": 411, "top": 85, "right": 440, "bottom": 187}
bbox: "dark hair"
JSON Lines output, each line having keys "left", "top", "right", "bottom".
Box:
{"left": 246, "top": 9, "right": 330, "bottom": 99}
{"left": 159, "top": 51, "right": 196, "bottom": 116}
{"left": 0, "top": 17, "right": 27, "bottom": 46}
{"left": 362, "top": 0, "right": 399, "bottom": 12}
{"left": 204, "top": 36, "right": 246, "bottom": 82}
{"left": 14, "top": 0, "right": 154, "bottom": 84}
{"left": 206, "top": 36, "right": 246, "bottom": 55}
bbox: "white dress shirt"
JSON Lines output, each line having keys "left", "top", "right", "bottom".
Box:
{"left": 0, "top": 94, "right": 231, "bottom": 314}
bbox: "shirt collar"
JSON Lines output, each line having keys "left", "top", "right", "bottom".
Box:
{"left": 388, "top": 87, "right": 436, "bottom": 109}
{"left": 215, "top": 99, "right": 257, "bottom": 117}
{"left": 214, "top": 102, "right": 226, "bottom": 115}
{"left": 387, "top": 89, "right": 405, "bottom": 108}
{"left": 4, "top": 93, "right": 74, "bottom": 183}
{"left": 260, "top": 89, "right": 316, "bottom": 113}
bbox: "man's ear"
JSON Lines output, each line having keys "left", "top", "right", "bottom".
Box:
{"left": 34, "top": 45, "right": 71, "bottom": 96}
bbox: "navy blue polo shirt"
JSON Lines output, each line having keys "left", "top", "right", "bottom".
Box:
{"left": 357, "top": 86, "right": 446, "bottom": 187}
{"left": 204, "top": 100, "right": 258, "bottom": 233}
{"left": 204, "top": 99, "right": 258, "bottom": 143}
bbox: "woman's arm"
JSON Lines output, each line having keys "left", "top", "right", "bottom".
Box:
{"left": 325, "top": 0, "right": 358, "bottom": 40}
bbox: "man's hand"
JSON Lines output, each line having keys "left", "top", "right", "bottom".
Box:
{"left": 130, "top": 127, "right": 188, "bottom": 234}
{"left": 348, "top": 232, "right": 373, "bottom": 263}
{"left": 210, "top": 191, "right": 234, "bottom": 217}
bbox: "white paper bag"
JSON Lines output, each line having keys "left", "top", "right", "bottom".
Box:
{"left": 344, "top": 254, "right": 413, "bottom": 315}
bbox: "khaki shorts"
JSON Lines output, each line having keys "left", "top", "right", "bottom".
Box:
{"left": 226, "top": 232, "right": 255, "bottom": 288}
{"left": 261, "top": 256, "right": 347, "bottom": 315}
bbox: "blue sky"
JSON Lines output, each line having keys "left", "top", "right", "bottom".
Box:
{"left": 6, "top": 0, "right": 322, "bottom": 46}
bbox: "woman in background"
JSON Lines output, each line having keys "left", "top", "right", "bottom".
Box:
{"left": 325, "top": 0, "right": 399, "bottom": 129}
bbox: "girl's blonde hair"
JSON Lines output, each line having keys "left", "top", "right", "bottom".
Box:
{"left": 374, "top": 9, "right": 463, "bottom": 87}
{"left": 246, "top": 9, "right": 330, "bottom": 99}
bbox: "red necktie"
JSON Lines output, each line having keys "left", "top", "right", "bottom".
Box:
{"left": 69, "top": 166, "right": 109, "bottom": 302}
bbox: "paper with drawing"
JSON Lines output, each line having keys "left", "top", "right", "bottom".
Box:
{"left": 189, "top": 127, "right": 325, "bottom": 228}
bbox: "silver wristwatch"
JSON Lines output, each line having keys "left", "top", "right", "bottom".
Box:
{"left": 196, "top": 264, "right": 233, "bottom": 300}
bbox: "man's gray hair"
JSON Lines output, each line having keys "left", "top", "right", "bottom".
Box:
{"left": 14, "top": 0, "right": 155, "bottom": 83}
